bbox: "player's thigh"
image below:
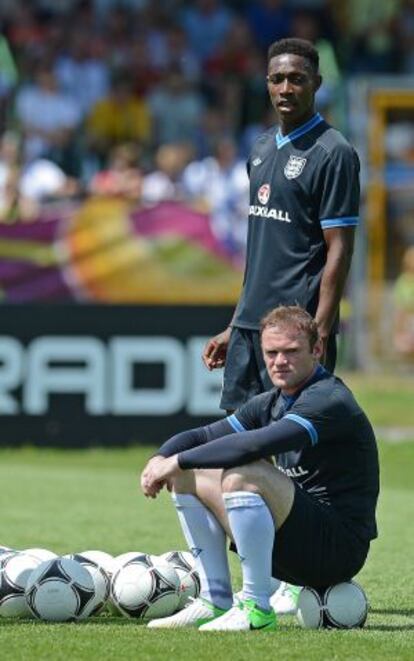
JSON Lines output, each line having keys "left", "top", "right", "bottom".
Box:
{"left": 222, "top": 460, "right": 295, "bottom": 529}
{"left": 273, "top": 484, "right": 370, "bottom": 588}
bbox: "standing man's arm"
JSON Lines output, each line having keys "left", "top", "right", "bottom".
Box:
{"left": 315, "top": 226, "right": 355, "bottom": 359}
{"left": 202, "top": 325, "right": 232, "bottom": 371}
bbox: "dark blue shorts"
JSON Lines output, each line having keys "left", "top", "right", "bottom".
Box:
{"left": 273, "top": 483, "right": 370, "bottom": 588}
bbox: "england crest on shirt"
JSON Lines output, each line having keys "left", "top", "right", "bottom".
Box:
{"left": 284, "top": 155, "right": 307, "bottom": 179}
{"left": 258, "top": 183, "right": 271, "bottom": 204}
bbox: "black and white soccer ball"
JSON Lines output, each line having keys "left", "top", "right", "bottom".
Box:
{"left": 297, "top": 581, "right": 369, "bottom": 629}
{"left": 25, "top": 557, "right": 95, "bottom": 621}
{"left": 23, "top": 548, "right": 57, "bottom": 563}
{"left": 159, "top": 551, "right": 200, "bottom": 609}
{"left": 110, "top": 553, "right": 180, "bottom": 619}
{"left": 0, "top": 551, "right": 47, "bottom": 618}
{"left": 64, "top": 553, "right": 111, "bottom": 616}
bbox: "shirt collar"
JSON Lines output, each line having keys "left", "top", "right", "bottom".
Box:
{"left": 275, "top": 113, "right": 324, "bottom": 150}
{"left": 280, "top": 364, "right": 327, "bottom": 408}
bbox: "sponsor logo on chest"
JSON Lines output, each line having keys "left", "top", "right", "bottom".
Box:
{"left": 284, "top": 155, "right": 307, "bottom": 179}
{"left": 250, "top": 182, "right": 291, "bottom": 222}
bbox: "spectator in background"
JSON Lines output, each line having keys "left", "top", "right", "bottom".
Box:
{"left": 89, "top": 142, "right": 142, "bottom": 201}
{"left": 86, "top": 73, "right": 152, "bottom": 166}
{"left": 395, "top": 0, "right": 414, "bottom": 73}
{"left": 245, "top": 0, "right": 292, "bottom": 52}
{"left": 181, "top": 0, "right": 234, "bottom": 64}
{"left": 290, "top": 10, "right": 341, "bottom": 118}
{"left": 161, "top": 24, "right": 201, "bottom": 83}
{"left": 341, "top": 0, "right": 400, "bottom": 73}
{"left": 141, "top": 143, "right": 190, "bottom": 205}
{"left": 0, "top": 26, "right": 18, "bottom": 119}
{"left": 147, "top": 69, "right": 204, "bottom": 147}
{"left": 0, "top": 131, "right": 79, "bottom": 222}
{"left": 0, "top": 131, "right": 20, "bottom": 221}
{"left": 54, "top": 30, "right": 110, "bottom": 117}
{"left": 182, "top": 136, "right": 249, "bottom": 260}
{"left": 15, "top": 63, "right": 81, "bottom": 173}
{"left": 393, "top": 246, "right": 414, "bottom": 358}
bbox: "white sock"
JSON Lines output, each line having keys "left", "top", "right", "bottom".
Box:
{"left": 224, "top": 491, "right": 275, "bottom": 611}
{"left": 172, "top": 493, "right": 233, "bottom": 609}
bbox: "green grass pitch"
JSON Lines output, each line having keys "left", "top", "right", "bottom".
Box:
{"left": 0, "top": 374, "right": 414, "bottom": 660}
{"left": 0, "top": 438, "right": 412, "bottom": 661}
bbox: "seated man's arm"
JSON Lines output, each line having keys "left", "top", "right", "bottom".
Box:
{"left": 154, "top": 418, "right": 237, "bottom": 458}
{"left": 177, "top": 417, "right": 313, "bottom": 470}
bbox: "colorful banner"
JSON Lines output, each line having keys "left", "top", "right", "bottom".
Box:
{"left": 0, "top": 199, "right": 243, "bottom": 304}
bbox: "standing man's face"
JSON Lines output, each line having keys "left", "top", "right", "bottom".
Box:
{"left": 261, "top": 325, "right": 322, "bottom": 395}
{"left": 267, "top": 54, "right": 321, "bottom": 128}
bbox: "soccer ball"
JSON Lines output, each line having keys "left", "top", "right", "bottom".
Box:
{"left": 111, "top": 553, "right": 180, "bottom": 619}
{"left": 112, "top": 551, "right": 146, "bottom": 574}
{"left": 159, "top": 551, "right": 200, "bottom": 608}
{"left": 25, "top": 557, "right": 95, "bottom": 621}
{"left": 79, "top": 550, "right": 114, "bottom": 577}
{"left": 23, "top": 548, "right": 57, "bottom": 563}
{"left": 64, "top": 553, "right": 111, "bottom": 616}
{"left": 0, "top": 551, "right": 46, "bottom": 618}
{"left": 296, "top": 581, "right": 369, "bottom": 629}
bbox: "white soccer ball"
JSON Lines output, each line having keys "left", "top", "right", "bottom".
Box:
{"left": 297, "top": 581, "right": 369, "bottom": 629}
{"left": 25, "top": 557, "right": 95, "bottom": 621}
{"left": 112, "top": 551, "right": 146, "bottom": 573}
{"left": 111, "top": 553, "right": 180, "bottom": 619}
{"left": 64, "top": 553, "right": 111, "bottom": 616}
{"left": 79, "top": 550, "right": 114, "bottom": 577}
{"left": 159, "top": 551, "right": 200, "bottom": 608}
{"left": 0, "top": 546, "right": 14, "bottom": 556}
{"left": 23, "top": 548, "right": 58, "bottom": 563}
{"left": 0, "top": 551, "right": 46, "bottom": 618}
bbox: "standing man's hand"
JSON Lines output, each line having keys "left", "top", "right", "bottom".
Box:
{"left": 202, "top": 327, "right": 232, "bottom": 370}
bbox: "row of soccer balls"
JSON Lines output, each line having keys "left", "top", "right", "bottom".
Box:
{"left": 0, "top": 545, "right": 368, "bottom": 629}
{"left": 0, "top": 546, "right": 199, "bottom": 622}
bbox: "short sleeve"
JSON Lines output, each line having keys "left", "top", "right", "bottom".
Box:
{"left": 317, "top": 144, "right": 360, "bottom": 230}
{"left": 227, "top": 392, "right": 272, "bottom": 433}
{"left": 284, "top": 385, "right": 350, "bottom": 445}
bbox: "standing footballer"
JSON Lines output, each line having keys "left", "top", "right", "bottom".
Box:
{"left": 203, "top": 37, "right": 359, "bottom": 400}
{"left": 202, "top": 38, "right": 360, "bottom": 613}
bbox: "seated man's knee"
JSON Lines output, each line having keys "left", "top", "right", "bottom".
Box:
{"left": 222, "top": 464, "right": 262, "bottom": 493}
{"left": 172, "top": 469, "right": 196, "bottom": 493}
{"left": 222, "top": 460, "right": 288, "bottom": 495}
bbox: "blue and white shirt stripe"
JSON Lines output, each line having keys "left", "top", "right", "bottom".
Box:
{"left": 283, "top": 413, "right": 319, "bottom": 446}
{"left": 275, "top": 113, "right": 324, "bottom": 150}
{"left": 320, "top": 216, "right": 359, "bottom": 229}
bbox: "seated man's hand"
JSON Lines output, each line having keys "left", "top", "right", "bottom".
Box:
{"left": 140, "top": 455, "right": 181, "bottom": 498}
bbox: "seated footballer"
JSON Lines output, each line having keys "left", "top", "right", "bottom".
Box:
{"left": 140, "top": 305, "right": 379, "bottom": 631}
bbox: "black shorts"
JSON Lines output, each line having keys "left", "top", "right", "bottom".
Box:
{"left": 220, "top": 327, "right": 337, "bottom": 411}
{"left": 273, "top": 483, "right": 370, "bottom": 588}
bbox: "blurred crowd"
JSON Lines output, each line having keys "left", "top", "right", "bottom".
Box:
{"left": 0, "top": 0, "right": 413, "bottom": 253}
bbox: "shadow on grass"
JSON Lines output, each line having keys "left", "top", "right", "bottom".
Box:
{"left": 367, "top": 624, "right": 414, "bottom": 631}
{"left": 371, "top": 608, "right": 414, "bottom": 617}
{"left": 367, "top": 608, "right": 414, "bottom": 631}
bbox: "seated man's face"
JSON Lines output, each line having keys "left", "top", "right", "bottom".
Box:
{"left": 261, "top": 325, "right": 322, "bottom": 395}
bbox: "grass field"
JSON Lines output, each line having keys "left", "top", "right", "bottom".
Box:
{"left": 0, "top": 373, "right": 413, "bottom": 660}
